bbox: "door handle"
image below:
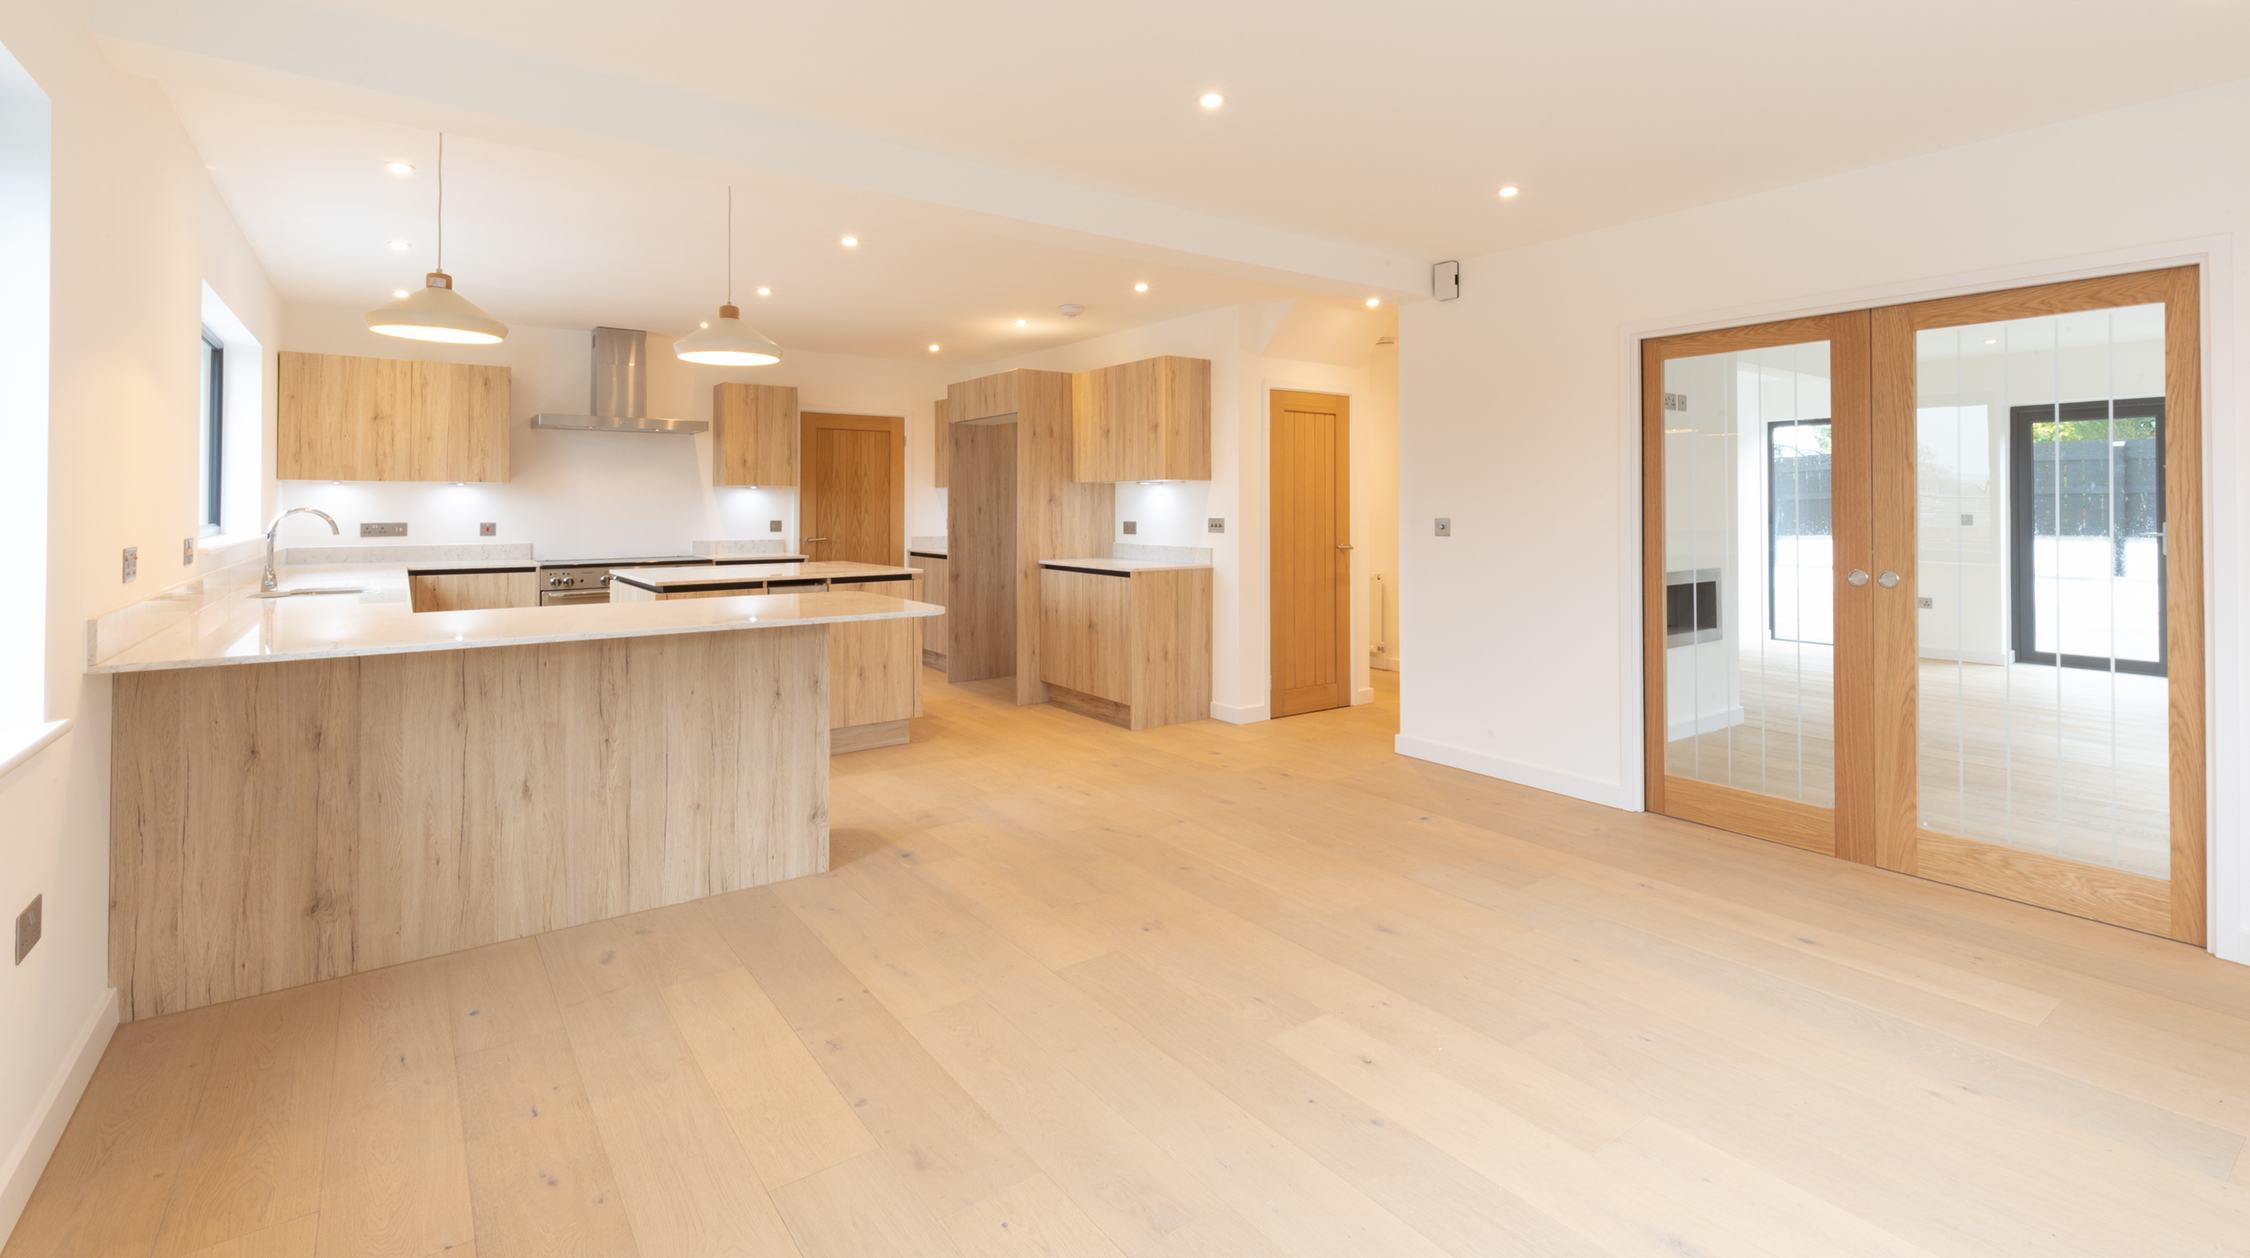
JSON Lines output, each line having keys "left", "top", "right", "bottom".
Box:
{"left": 1846, "top": 569, "right": 1869, "bottom": 587}
{"left": 1337, "top": 544, "right": 1354, "bottom": 551}
{"left": 804, "top": 537, "right": 828, "bottom": 543}
{"left": 1877, "top": 571, "right": 1901, "bottom": 589}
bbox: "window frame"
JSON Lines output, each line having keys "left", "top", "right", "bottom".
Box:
{"left": 199, "top": 325, "right": 223, "bottom": 535}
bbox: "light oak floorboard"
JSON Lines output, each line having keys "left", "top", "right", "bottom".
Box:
{"left": 18, "top": 672, "right": 2250, "bottom": 1258}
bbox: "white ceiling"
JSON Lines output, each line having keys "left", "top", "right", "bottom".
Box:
{"left": 168, "top": 85, "right": 1325, "bottom": 360}
{"left": 99, "top": 0, "right": 2250, "bottom": 361}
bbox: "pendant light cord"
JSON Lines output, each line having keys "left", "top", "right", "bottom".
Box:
{"left": 725, "top": 185, "right": 733, "bottom": 306}
{"left": 436, "top": 132, "right": 445, "bottom": 274}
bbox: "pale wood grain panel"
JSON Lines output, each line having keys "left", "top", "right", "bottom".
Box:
{"left": 1905, "top": 268, "right": 2178, "bottom": 332}
{"left": 831, "top": 575, "right": 923, "bottom": 729}
{"left": 109, "top": 629, "right": 828, "bottom": 1018}
{"left": 770, "top": 1150, "right": 964, "bottom": 1258}
{"left": 948, "top": 418, "right": 1018, "bottom": 683}
{"left": 713, "top": 381, "right": 800, "bottom": 487}
{"left": 1663, "top": 776, "right": 1835, "bottom": 855}
{"left": 933, "top": 397, "right": 951, "bottom": 488}
{"left": 1640, "top": 316, "right": 1841, "bottom": 361}
{"left": 453, "top": 1029, "right": 641, "bottom": 1258}
{"left": 950, "top": 372, "right": 1019, "bottom": 423}
{"left": 408, "top": 571, "right": 538, "bottom": 612}
{"left": 1039, "top": 568, "right": 1132, "bottom": 703}
{"left": 276, "top": 351, "right": 509, "bottom": 482}
{"left": 2163, "top": 265, "right": 2207, "bottom": 946}
{"left": 1869, "top": 303, "right": 1921, "bottom": 874}
{"left": 604, "top": 580, "right": 654, "bottom": 602}
{"left": 153, "top": 984, "right": 340, "bottom": 1254}
{"left": 1269, "top": 391, "right": 1350, "bottom": 718}
{"left": 1069, "top": 356, "right": 1212, "bottom": 483}
{"left": 1829, "top": 308, "right": 1877, "bottom": 866}
{"left": 1129, "top": 568, "right": 1211, "bottom": 731}
{"left": 833, "top": 718, "right": 912, "bottom": 753}
{"left": 802, "top": 412, "right": 906, "bottom": 566}
{"left": 316, "top": 959, "right": 475, "bottom": 1258}
{"left": 1915, "top": 831, "right": 2170, "bottom": 937}
{"left": 916, "top": 553, "right": 950, "bottom": 668}
{"left": 1016, "top": 369, "right": 1115, "bottom": 705}
{"left": 443, "top": 937, "right": 565, "bottom": 1058}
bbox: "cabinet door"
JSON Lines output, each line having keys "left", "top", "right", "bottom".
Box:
{"left": 1038, "top": 568, "right": 1132, "bottom": 701}
{"left": 409, "top": 571, "right": 537, "bottom": 612}
{"left": 713, "top": 383, "right": 799, "bottom": 486}
{"left": 933, "top": 398, "right": 950, "bottom": 488}
{"left": 278, "top": 351, "right": 509, "bottom": 482}
{"left": 1071, "top": 356, "right": 1212, "bottom": 482}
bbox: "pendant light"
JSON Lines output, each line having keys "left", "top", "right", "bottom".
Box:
{"left": 365, "top": 133, "right": 508, "bottom": 344}
{"left": 675, "top": 187, "right": 783, "bottom": 365}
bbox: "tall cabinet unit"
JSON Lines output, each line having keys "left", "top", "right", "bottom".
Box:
{"left": 1071, "top": 355, "right": 1212, "bottom": 482}
{"left": 712, "top": 382, "right": 799, "bottom": 486}
{"left": 932, "top": 398, "right": 950, "bottom": 488}
{"left": 278, "top": 351, "right": 511, "bottom": 482}
{"left": 944, "top": 369, "right": 1114, "bottom": 705}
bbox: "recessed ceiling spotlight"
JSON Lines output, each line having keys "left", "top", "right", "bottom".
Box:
{"left": 1498, "top": 186, "right": 1519, "bottom": 198}
{"left": 928, "top": 344, "right": 940, "bottom": 352}
{"left": 385, "top": 161, "right": 415, "bottom": 175}
{"left": 393, "top": 289, "right": 408, "bottom": 299}
{"left": 756, "top": 287, "right": 771, "bottom": 296}
{"left": 388, "top": 240, "right": 411, "bottom": 251}
{"left": 1134, "top": 282, "right": 1148, "bottom": 292}
{"left": 841, "top": 236, "right": 859, "bottom": 247}
{"left": 1015, "top": 318, "right": 1028, "bottom": 327}
{"left": 1365, "top": 298, "right": 1381, "bottom": 307}
{"left": 1985, "top": 338, "right": 1998, "bottom": 344}
{"left": 1199, "top": 92, "right": 1224, "bottom": 109}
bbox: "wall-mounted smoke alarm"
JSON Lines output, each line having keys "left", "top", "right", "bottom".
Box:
{"left": 1059, "top": 303, "right": 1085, "bottom": 317}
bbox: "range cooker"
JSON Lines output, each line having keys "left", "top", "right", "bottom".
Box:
{"left": 535, "top": 554, "right": 804, "bottom": 606}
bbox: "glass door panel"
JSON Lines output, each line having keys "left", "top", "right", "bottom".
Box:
{"left": 1912, "top": 304, "right": 2169, "bottom": 880}
{"left": 1660, "top": 339, "right": 1835, "bottom": 809}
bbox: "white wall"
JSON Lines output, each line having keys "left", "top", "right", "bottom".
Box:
{"left": 0, "top": 4, "right": 284, "bottom": 1241}
{"left": 957, "top": 302, "right": 1394, "bottom": 721}
{"left": 1398, "top": 76, "right": 2250, "bottom": 963}
{"left": 277, "top": 305, "right": 951, "bottom": 557}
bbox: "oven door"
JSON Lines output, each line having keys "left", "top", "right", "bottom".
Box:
{"left": 540, "top": 588, "right": 611, "bottom": 607}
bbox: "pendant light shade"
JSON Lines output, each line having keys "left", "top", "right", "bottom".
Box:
{"left": 675, "top": 304, "right": 782, "bottom": 365}
{"left": 367, "top": 133, "right": 506, "bottom": 344}
{"left": 366, "top": 271, "right": 507, "bottom": 344}
{"left": 676, "top": 186, "right": 782, "bottom": 365}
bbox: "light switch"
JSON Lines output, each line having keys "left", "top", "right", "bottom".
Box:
{"left": 1207, "top": 518, "right": 1225, "bottom": 534}
{"left": 122, "top": 546, "right": 138, "bottom": 582}
{"left": 478, "top": 522, "right": 496, "bottom": 537}
{"left": 769, "top": 520, "right": 783, "bottom": 533}
{"left": 1122, "top": 521, "right": 1137, "bottom": 535}
{"left": 1434, "top": 518, "right": 1452, "bottom": 537}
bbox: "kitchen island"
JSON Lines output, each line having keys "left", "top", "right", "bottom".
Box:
{"left": 609, "top": 561, "right": 926, "bottom": 753}
{"left": 93, "top": 562, "right": 939, "bottom": 1021}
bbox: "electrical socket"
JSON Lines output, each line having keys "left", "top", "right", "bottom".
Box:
{"left": 1435, "top": 518, "right": 1452, "bottom": 537}
{"left": 1122, "top": 521, "right": 1137, "bottom": 535}
{"left": 15, "top": 894, "right": 39, "bottom": 965}
{"left": 769, "top": 520, "right": 783, "bottom": 533}
{"left": 1207, "top": 518, "right": 1225, "bottom": 534}
{"left": 122, "top": 546, "right": 138, "bottom": 582}
{"left": 479, "top": 522, "right": 496, "bottom": 537}
{"left": 360, "top": 522, "right": 408, "bottom": 538}
{"left": 183, "top": 537, "right": 197, "bottom": 566}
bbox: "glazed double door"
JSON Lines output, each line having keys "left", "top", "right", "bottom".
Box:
{"left": 1643, "top": 268, "right": 2205, "bottom": 944}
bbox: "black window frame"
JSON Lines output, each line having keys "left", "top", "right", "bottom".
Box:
{"left": 200, "top": 326, "right": 224, "bottom": 533}
{"left": 2007, "top": 396, "right": 2166, "bottom": 676}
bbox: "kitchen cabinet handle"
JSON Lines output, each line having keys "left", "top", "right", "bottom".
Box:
{"left": 804, "top": 537, "right": 829, "bottom": 543}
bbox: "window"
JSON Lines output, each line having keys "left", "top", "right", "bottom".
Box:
{"left": 199, "top": 326, "right": 223, "bottom": 534}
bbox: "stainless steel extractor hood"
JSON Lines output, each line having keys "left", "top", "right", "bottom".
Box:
{"left": 529, "top": 326, "right": 710, "bottom": 434}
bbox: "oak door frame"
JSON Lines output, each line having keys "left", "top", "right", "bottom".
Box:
{"left": 1265, "top": 386, "right": 1355, "bottom": 718}
{"left": 1870, "top": 265, "right": 2206, "bottom": 944}
{"left": 799, "top": 411, "right": 907, "bottom": 566}
{"left": 1639, "top": 312, "right": 1872, "bottom": 861}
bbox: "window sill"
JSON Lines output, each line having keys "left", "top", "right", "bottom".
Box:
{"left": 0, "top": 719, "right": 70, "bottom": 785}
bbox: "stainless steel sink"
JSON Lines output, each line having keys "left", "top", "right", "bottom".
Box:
{"left": 251, "top": 587, "right": 368, "bottom": 599}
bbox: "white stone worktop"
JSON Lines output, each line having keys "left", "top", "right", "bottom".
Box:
{"left": 610, "top": 561, "right": 922, "bottom": 589}
{"left": 1039, "top": 556, "right": 1214, "bottom": 574}
{"left": 88, "top": 562, "right": 938, "bottom": 674}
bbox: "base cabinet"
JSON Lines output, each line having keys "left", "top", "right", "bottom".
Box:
{"left": 1038, "top": 566, "right": 1211, "bottom": 731}
{"left": 911, "top": 552, "right": 948, "bottom": 669}
{"left": 408, "top": 570, "right": 539, "bottom": 612}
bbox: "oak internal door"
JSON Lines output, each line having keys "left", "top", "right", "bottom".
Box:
{"left": 1644, "top": 268, "right": 2206, "bottom": 944}
{"left": 1270, "top": 390, "right": 1352, "bottom": 717}
{"left": 800, "top": 411, "right": 905, "bottom": 565}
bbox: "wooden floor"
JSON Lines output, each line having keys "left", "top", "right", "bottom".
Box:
{"left": 14, "top": 670, "right": 2250, "bottom": 1258}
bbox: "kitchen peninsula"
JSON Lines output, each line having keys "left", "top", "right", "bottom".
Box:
{"left": 93, "top": 561, "right": 938, "bottom": 1021}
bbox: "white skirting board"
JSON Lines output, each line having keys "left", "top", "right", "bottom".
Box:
{"left": 0, "top": 987, "right": 118, "bottom": 1246}
{"left": 1209, "top": 700, "right": 1268, "bottom": 724}
{"left": 1394, "top": 734, "right": 1638, "bottom": 811}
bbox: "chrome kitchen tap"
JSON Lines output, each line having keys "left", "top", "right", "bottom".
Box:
{"left": 258, "top": 507, "right": 340, "bottom": 593}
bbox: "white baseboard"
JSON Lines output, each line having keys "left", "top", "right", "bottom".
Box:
{"left": 1394, "top": 734, "right": 1639, "bottom": 811}
{"left": 1353, "top": 687, "right": 1375, "bottom": 705}
{"left": 1209, "top": 700, "right": 1268, "bottom": 725}
{"left": 0, "top": 987, "right": 118, "bottom": 1246}
{"left": 1369, "top": 654, "right": 1399, "bottom": 672}
{"left": 1666, "top": 706, "right": 1745, "bottom": 742}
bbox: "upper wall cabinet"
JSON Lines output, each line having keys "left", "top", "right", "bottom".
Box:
{"left": 933, "top": 397, "right": 951, "bottom": 488}
{"left": 278, "top": 351, "right": 511, "bottom": 482}
{"left": 713, "top": 382, "right": 798, "bottom": 486}
{"left": 1071, "top": 356, "right": 1211, "bottom": 482}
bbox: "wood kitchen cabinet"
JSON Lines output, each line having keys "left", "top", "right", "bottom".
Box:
{"left": 278, "top": 351, "right": 511, "bottom": 482}
{"left": 713, "top": 382, "right": 798, "bottom": 486}
{"left": 1038, "top": 562, "right": 1211, "bottom": 731}
{"left": 1070, "top": 355, "right": 1211, "bottom": 482}
{"left": 408, "top": 569, "right": 539, "bottom": 612}
{"left": 932, "top": 397, "right": 950, "bottom": 488}
{"left": 909, "top": 550, "right": 947, "bottom": 669}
